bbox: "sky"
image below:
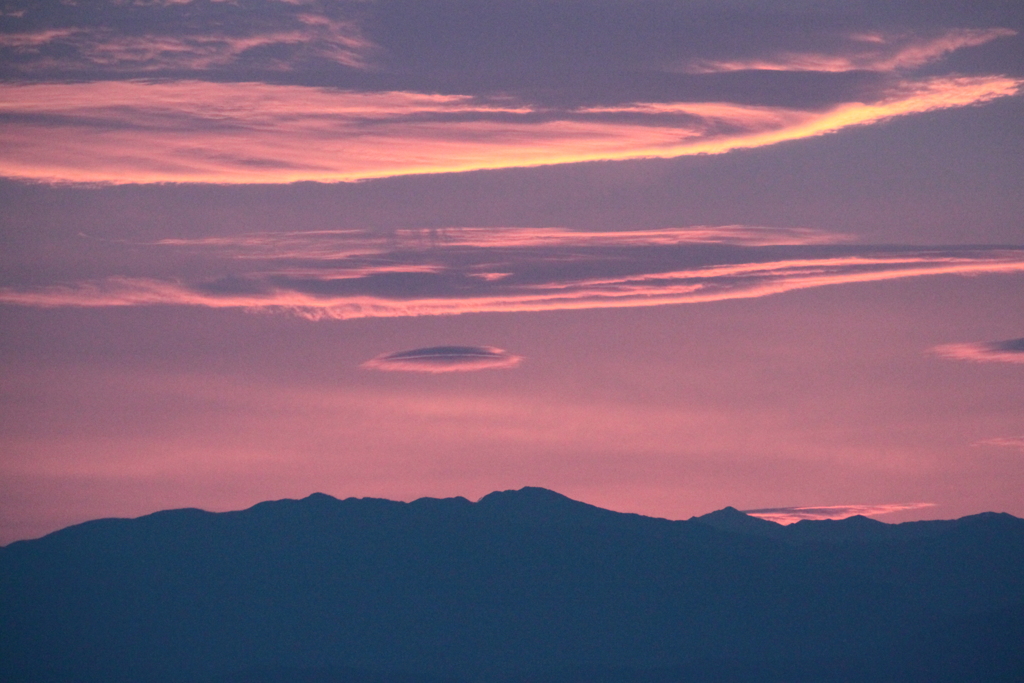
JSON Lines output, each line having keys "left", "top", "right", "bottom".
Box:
{"left": 1, "top": 0, "right": 1023, "bottom": 543}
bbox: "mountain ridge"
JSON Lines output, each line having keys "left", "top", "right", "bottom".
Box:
{"left": 10, "top": 486, "right": 1020, "bottom": 550}
{"left": 3, "top": 487, "right": 1023, "bottom": 683}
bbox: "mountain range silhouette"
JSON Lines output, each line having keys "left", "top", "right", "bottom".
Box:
{"left": 2, "top": 487, "right": 1022, "bottom": 683}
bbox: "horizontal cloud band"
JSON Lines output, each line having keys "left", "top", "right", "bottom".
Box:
{"left": 0, "top": 75, "right": 1019, "bottom": 184}
{"left": 2, "top": 227, "right": 1023, "bottom": 320}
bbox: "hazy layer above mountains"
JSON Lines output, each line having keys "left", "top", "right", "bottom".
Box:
{"left": 2, "top": 487, "right": 1023, "bottom": 683}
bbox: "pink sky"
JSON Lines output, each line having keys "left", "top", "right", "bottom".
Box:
{"left": 1, "top": 0, "right": 1023, "bottom": 543}
{"left": 3, "top": 272, "right": 1022, "bottom": 541}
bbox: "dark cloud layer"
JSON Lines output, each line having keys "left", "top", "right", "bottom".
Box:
{"left": 362, "top": 345, "right": 522, "bottom": 372}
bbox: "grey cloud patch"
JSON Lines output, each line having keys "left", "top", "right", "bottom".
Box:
{"left": 931, "top": 337, "right": 1024, "bottom": 364}
{"left": 743, "top": 502, "right": 936, "bottom": 524}
{"left": 993, "top": 338, "right": 1024, "bottom": 352}
{"left": 362, "top": 346, "right": 522, "bottom": 373}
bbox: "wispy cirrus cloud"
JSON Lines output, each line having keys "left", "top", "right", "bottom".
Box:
{"left": 362, "top": 346, "right": 522, "bottom": 373}
{"left": 0, "top": 75, "right": 1017, "bottom": 184}
{"left": 685, "top": 28, "right": 1016, "bottom": 74}
{"left": 931, "top": 338, "right": 1024, "bottom": 364}
{"left": 1, "top": 227, "right": 1023, "bottom": 320}
{"left": 744, "top": 502, "right": 935, "bottom": 524}
{"left": 0, "top": 14, "right": 375, "bottom": 72}
{"left": 0, "top": 28, "right": 78, "bottom": 48}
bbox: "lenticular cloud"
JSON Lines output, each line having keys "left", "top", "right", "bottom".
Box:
{"left": 362, "top": 346, "right": 522, "bottom": 373}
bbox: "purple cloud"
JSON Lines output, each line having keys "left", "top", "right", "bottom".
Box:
{"left": 931, "top": 338, "right": 1024, "bottom": 364}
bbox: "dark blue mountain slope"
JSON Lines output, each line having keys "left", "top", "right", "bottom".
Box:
{"left": 2, "top": 488, "right": 1022, "bottom": 683}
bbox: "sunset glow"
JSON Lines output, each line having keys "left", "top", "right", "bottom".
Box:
{"left": 2, "top": 0, "right": 1023, "bottom": 545}
{"left": 0, "top": 76, "right": 1018, "bottom": 184}
{"left": 744, "top": 502, "right": 937, "bottom": 524}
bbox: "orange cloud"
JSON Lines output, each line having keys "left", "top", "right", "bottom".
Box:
{"left": 0, "top": 76, "right": 1018, "bottom": 184}
{"left": 686, "top": 28, "right": 1016, "bottom": 73}
{"left": 744, "top": 502, "right": 935, "bottom": 524}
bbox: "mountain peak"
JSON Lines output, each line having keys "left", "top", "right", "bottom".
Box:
{"left": 302, "top": 492, "right": 340, "bottom": 503}
{"left": 477, "top": 486, "right": 573, "bottom": 504}
{"left": 475, "top": 487, "right": 615, "bottom": 525}
{"left": 702, "top": 505, "right": 745, "bottom": 517}
{"left": 692, "top": 506, "right": 783, "bottom": 537}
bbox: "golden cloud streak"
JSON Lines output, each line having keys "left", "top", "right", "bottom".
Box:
{"left": 2, "top": 252, "right": 1022, "bottom": 320}
{"left": 744, "top": 502, "right": 935, "bottom": 524}
{"left": 0, "top": 76, "right": 1018, "bottom": 184}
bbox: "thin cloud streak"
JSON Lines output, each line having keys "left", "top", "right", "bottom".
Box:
{"left": 686, "top": 28, "right": 1016, "bottom": 73}
{"left": 362, "top": 346, "right": 522, "bottom": 373}
{"left": 931, "top": 338, "right": 1024, "bottom": 364}
{"left": 744, "top": 503, "right": 936, "bottom": 524}
{"left": 152, "top": 225, "right": 852, "bottom": 258}
{"left": 2, "top": 245, "right": 1022, "bottom": 320}
{"left": 0, "top": 76, "right": 1017, "bottom": 184}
